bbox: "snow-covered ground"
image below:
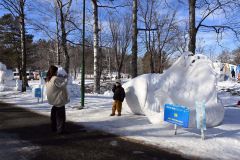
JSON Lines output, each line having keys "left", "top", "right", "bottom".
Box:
{"left": 0, "top": 79, "right": 240, "bottom": 160}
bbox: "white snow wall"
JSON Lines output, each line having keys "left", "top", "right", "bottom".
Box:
{"left": 123, "top": 52, "right": 225, "bottom": 128}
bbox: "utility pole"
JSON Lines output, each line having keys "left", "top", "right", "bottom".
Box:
{"left": 81, "top": 0, "right": 86, "bottom": 108}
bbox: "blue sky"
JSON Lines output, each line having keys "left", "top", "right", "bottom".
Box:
{"left": 0, "top": 0, "right": 239, "bottom": 59}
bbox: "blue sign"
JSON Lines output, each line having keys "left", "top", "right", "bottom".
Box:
{"left": 164, "top": 104, "right": 190, "bottom": 128}
{"left": 34, "top": 88, "right": 42, "bottom": 98}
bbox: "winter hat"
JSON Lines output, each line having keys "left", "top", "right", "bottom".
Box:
{"left": 115, "top": 79, "right": 121, "bottom": 84}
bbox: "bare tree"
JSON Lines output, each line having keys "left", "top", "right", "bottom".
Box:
{"left": 188, "top": 0, "right": 240, "bottom": 54}
{"left": 56, "top": 0, "right": 72, "bottom": 73}
{"left": 31, "top": 0, "right": 83, "bottom": 69}
{"left": 91, "top": 0, "right": 101, "bottom": 93}
{"left": 109, "top": 14, "right": 131, "bottom": 78}
{"left": 91, "top": 0, "right": 129, "bottom": 93}
{"left": 188, "top": 0, "right": 196, "bottom": 54}
{"left": 175, "top": 20, "right": 189, "bottom": 54}
{"left": 0, "top": 0, "right": 28, "bottom": 92}
{"left": 54, "top": 1, "right": 61, "bottom": 65}
{"left": 138, "top": 0, "right": 156, "bottom": 73}
{"left": 217, "top": 50, "right": 232, "bottom": 63}
{"left": 139, "top": 0, "right": 180, "bottom": 73}
{"left": 154, "top": 11, "right": 178, "bottom": 73}
{"left": 233, "top": 49, "right": 240, "bottom": 65}
{"left": 69, "top": 45, "right": 81, "bottom": 79}
{"left": 232, "top": 49, "right": 240, "bottom": 65}
{"left": 131, "top": 0, "right": 138, "bottom": 78}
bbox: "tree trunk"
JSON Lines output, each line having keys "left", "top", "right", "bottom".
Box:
{"left": 74, "top": 67, "right": 77, "bottom": 79}
{"left": 131, "top": 0, "right": 138, "bottom": 78}
{"left": 58, "top": 2, "right": 69, "bottom": 73}
{"left": 117, "top": 52, "right": 125, "bottom": 79}
{"left": 188, "top": 0, "right": 196, "bottom": 54}
{"left": 56, "top": 13, "right": 61, "bottom": 65}
{"left": 149, "top": 30, "right": 154, "bottom": 73}
{"left": 114, "top": 47, "right": 119, "bottom": 77}
{"left": 92, "top": 0, "right": 100, "bottom": 93}
{"left": 158, "top": 53, "right": 163, "bottom": 73}
{"left": 56, "top": 39, "right": 61, "bottom": 65}
{"left": 20, "top": 0, "right": 27, "bottom": 92}
{"left": 54, "top": 1, "right": 61, "bottom": 65}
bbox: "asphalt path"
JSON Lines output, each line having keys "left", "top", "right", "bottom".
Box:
{"left": 0, "top": 102, "right": 190, "bottom": 160}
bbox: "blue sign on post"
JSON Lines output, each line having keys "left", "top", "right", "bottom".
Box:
{"left": 34, "top": 88, "right": 42, "bottom": 98}
{"left": 164, "top": 104, "right": 190, "bottom": 128}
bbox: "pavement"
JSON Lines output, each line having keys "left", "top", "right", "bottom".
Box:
{"left": 0, "top": 102, "right": 189, "bottom": 160}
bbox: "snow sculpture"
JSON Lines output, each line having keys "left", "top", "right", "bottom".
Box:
{"left": 123, "top": 52, "right": 225, "bottom": 128}
{"left": 0, "top": 62, "right": 16, "bottom": 91}
{"left": 0, "top": 62, "right": 19, "bottom": 92}
{"left": 0, "top": 62, "right": 7, "bottom": 84}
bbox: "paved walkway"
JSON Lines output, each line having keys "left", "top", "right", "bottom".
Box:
{"left": 0, "top": 102, "right": 189, "bottom": 160}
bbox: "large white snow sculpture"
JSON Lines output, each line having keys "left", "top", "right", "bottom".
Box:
{"left": 123, "top": 52, "right": 225, "bottom": 128}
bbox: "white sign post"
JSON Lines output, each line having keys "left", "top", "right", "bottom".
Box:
{"left": 174, "top": 124, "right": 177, "bottom": 135}
{"left": 34, "top": 87, "right": 41, "bottom": 103}
{"left": 195, "top": 101, "right": 206, "bottom": 140}
{"left": 40, "top": 77, "right": 45, "bottom": 103}
{"left": 34, "top": 77, "right": 45, "bottom": 103}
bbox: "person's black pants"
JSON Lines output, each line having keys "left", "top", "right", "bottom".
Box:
{"left": 51, "top": 106, "right": 66, "bottom": 134}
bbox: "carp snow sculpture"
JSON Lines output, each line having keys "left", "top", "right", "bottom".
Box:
{"left": 123, "top": 52, "right": 224, "bottom": 128}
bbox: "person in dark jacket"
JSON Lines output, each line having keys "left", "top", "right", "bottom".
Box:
{"left": 110, "top": 79, "right": 125, "bottom": 116}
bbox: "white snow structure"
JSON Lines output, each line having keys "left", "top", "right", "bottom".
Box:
{"left": 123, "top": 52, "right": 225, "bottom": 128}
{"left": 0, "top": 62, "right": 14, "bottom": 91}
{"left": 0, "top": 62, "right": 7, "bottom": 84}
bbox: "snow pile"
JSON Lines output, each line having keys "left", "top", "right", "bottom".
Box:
{"left": 4, "top": 70, "right": 14, "bottom": 81}
{"left": 104, "top": 90, "right": 113, "bottom": 96}
{"left": 123, "top": 52, "right": 225, "bottom": 128}
{"left": 0, "top": 62, "right": 15, "bottom": 91}
{"left": 67, "top": 84, "right": 80, "bottom": 98}
{"left": 213, "top": 61, "right": 222, "bottom": 75}
{"left": 0, "top": 62, "right": 7, "bottom": 85}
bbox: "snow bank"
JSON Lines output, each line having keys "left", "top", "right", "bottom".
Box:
{"left": 1, "top": 77, "right": 239, "bottom": 160}
{"left": 104, "top": 90, "right": 113, "bottom": 96}
{"left": 123, "top": 52, "right": 225, "bottom": 128}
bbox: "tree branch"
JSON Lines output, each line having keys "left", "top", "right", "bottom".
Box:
{"left": 196, "top": 1, "right": 232, "bottom": 32}
{"left": 98, "top": 4, "right": 130, "bottom": 9}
